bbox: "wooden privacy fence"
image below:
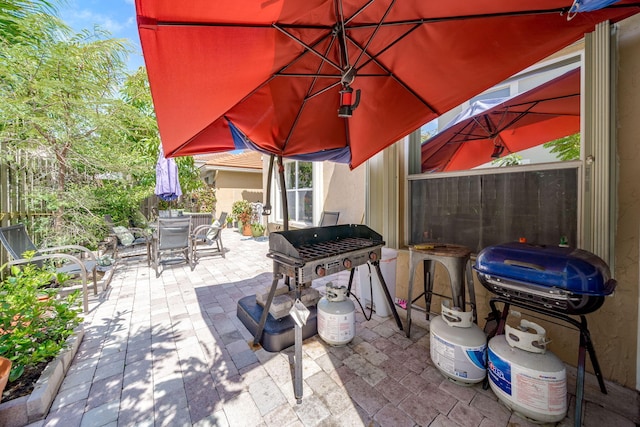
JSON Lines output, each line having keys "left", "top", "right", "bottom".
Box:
{"left": 0, "top": 143, "right": 53, "bottom": 267}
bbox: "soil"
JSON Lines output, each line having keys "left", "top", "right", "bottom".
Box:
{"left": 1, "top": 361, "right": 49, "bottom": 403}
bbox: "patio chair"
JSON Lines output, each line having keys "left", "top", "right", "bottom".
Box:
{"left": 187, "top": 212, "right": 213, "bottom": 231}
{"left": 152, "top": 217, "right": 194, "bottom": 277}
{"left": 192, "top": 212, "right": 227, "bottom": 260}
{"left": 104, "top": 215, "right": 151, "bottom": 265}
{"left": 319, "top": 211, "right": 340, "bottom": 226}
{"left": 0, "top": 224, "right": 98, "bottom": 312}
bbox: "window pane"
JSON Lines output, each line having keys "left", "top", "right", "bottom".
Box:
{"left": 302, "top": 190, "right": 313, "bottom": 224}
{"left": 285, "top": 163, "right": 295, "bottom": 188}
{"left": 279, "top": 161, "right": 314, "bottom": 223}
{"left": 298, "top": 162, "right": 313, "bottom": 188}
{"left": 284, "top": 190, "right": 294, "bottom": 220}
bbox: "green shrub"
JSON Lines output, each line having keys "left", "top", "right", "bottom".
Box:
{"left": 0, "top": 262, "right": 83, "bottom": 382}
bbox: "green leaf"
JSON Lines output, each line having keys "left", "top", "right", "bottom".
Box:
{"left": 9, "top": 365, "right": 24, "bottom": 382}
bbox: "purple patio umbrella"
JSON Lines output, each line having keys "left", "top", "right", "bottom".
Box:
{"left": 155, "top": 145, "right": 182, "bottom": 201}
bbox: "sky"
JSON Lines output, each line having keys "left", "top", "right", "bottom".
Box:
{"left": 58, "top": 0, "right": 144, "bottom": 71}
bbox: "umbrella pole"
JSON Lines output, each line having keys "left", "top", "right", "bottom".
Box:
{"left": 262, "top": 155, "right": 275, "bottom": 217}
{"left": 276, "top": 155, "right": 292, "bottom": 291}
{"left": 277, "top": 156, "right": 289, "bottom": 231}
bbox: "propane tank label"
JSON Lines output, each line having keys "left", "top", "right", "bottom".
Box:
{"left": 488, "top": 348, "right": 567, "bottom": 415}
{"left": 488, "top": 347, "right": 512, "bottom": 394}
{"left": 318, "top": 310, "right": 355, "bottom": 344}
{"left": 431, "top": 332, "right": 487, "bottom": 380}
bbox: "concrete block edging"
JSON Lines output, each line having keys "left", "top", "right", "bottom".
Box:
{"left": 0, "top": 326, "right": 84, "bottom": 426}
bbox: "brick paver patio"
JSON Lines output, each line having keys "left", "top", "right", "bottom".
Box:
{"left": 28, "top": 228, "right": 639, "bottom": 426}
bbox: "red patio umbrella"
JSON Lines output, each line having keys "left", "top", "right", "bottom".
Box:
{"left": 135, "top": 1, "right": 638, "bottom": 169}
{"left": 421, "top": 67, "right": 581, "bottom": 172}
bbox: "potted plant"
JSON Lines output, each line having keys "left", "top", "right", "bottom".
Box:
{"left": 0, "top": 262, "right": 83, "bottom": 403}
{"left": 226, "top": 215, "right": 233, "bottom": 228}
{"left": 231, "top": 200, "right": 252, "bottom": 236}
{"left": 250, "top": 222, "right": 265, "bottom": 237}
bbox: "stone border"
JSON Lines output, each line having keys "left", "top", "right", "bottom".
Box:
{"left": 0, "top": 326, "right": 84, "bottom": 427}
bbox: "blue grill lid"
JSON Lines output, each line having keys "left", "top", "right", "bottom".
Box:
{"left": 474, "top": 242, "right": 615, "bottom": 296}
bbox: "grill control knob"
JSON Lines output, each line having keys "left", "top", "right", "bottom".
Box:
{"left": 316, "top": 265, "right": 326, "bottom": 277}
{"left": 343, "top": 258, "right": 352, "bottom": 269}
{"left": 369, "top": 252, "right": 378, "bottom": 262}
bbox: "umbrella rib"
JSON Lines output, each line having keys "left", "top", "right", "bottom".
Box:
{"left": 283, "top": 35, "right": 341, "bottom": 152}
{"left": 148, "top": 4, "right": 640, "bottom": 32}
{"left": 336, "top": 0, "right": 350, "bottom": 70}
{"left": 338, "top": 4, "right": 640, "bottom": 30}
{"left": 477, "top": 115, "right": 497, "bottom": 138}
{"left": 352, "top": 0, "right": 396, "bottom": 68}
{"left": 346, "top": 25, "right": 440, "bottom": 114}
{"left": 343, "top": 0, "right": 375, "bottom": 26}
{"left": 506, "top": 93, "right": 580, "bottom": 110}
{"left": 274, "top": 72, "right": 388, "bottom": 78}
{"left": 273, "top": 24, "right": 343, "bottom": 73}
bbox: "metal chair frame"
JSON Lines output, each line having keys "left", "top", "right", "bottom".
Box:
{"left": 0, "top": 224, "right": 98, "bottom": 312}
{"left": 192, "top": 212, "right": 227, "bottom": 260}
{"left": 104, "top": 215, "right": 151, "bottom": 265}
{"left": 152, "top": 217, "right": 194, "bottom": 277}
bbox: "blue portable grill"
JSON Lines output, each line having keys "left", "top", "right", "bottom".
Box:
{"left": 474, "top": 242, "right": 616, "bottom": 315}
{"left": 475, "top": 241, "right": 616, "bottom": 427}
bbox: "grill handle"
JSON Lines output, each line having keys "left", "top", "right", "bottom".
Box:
{"left": 503, "top": 259, "right": 546, "bottom": 271}
{"left": 267, "top": 251, "right": 305, "bottom": 267}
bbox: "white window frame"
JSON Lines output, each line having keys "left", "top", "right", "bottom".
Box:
{"left": 271, "top": 160, "right": 320, "bottom": 227}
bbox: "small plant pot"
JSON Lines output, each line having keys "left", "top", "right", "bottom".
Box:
{"left": 251, "top": 225, "right": 264, "bottom": 237}
{"left": 0, "top": 356, "right": 12, "bottom": 401}
{"left": 242, "top": 223, "right": 252, "bottom": 236}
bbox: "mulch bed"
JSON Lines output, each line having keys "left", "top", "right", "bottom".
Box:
{"left": 1, "top": 361, "right": 49, "bottom": 403}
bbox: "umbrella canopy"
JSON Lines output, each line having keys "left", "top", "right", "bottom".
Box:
{"left": 135, "top": 1, "right": 639, "bottom": 169}
{"left": 155, "top": 145, "right": 182, "bottom": 201}
{"left": 421, "top": 67, "right": 581, "bottom": 172}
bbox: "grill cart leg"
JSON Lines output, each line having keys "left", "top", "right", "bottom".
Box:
{"left": 294, "top": 314, "right": 303, "bottom": 404}
{"left": 345, "top": 268, "right": 356, "bottom": 295}
{"left": 373, "top": 260, "right": 403, "bottom": 331}
{"left": 579, "top": 315, "right": 607, "bottom": 394}
{"left": 251, "top": 273, "right": 281, "bottom": 347}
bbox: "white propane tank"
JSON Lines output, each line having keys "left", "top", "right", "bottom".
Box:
{"left": 430, "top": 301, "right": 487, "bottom": 385}
{"left": 317, "top": 282, "right": 356, "bottom": 346}
{"left": 487, "top": 319, "right": 567, "bottom": 423}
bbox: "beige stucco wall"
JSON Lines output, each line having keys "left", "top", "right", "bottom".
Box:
{"left": 262, "top": 159, "right": 366, "bottom": 233}
{"left": 321, "top": 162, "right": 366, "bottom": 225}
{"left": 392, "top": 15, "right": 640, "bottom": 389}
{"left": 607, "top": 13, "right": 640, "bottom": 388}
{"left": 214, "top": 171, "right": 263, "bottom": 218}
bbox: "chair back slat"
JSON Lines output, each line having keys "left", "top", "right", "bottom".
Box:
{"left": 157, "top": 217, "right": 191, "bottom": 250}
{"left": 189, "top": 213, "right": 213, "bottom": 231}
{"left": 218, "top": 212, "right": 228, "bottom": 226}
{"left": 0, "top": 224, "right": 40, "bottom": 259}
{"left": 319, "top": 211, "right": 340, "bottom": 226}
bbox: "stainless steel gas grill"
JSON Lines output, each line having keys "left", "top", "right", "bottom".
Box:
{"left": 237, "top": 224, "right": 402, "bottom": 403}
{"left": 474, "top": 242, "right": 616, "bottom": 427}
{"left": 268, "top": 225, "right": 387, "bottom": 284}
{"left": 237, "top": 224, "right": 403, "bottom": 351}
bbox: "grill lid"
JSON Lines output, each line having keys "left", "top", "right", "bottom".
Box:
{"left": 474, "top": 242, "right": 616, "bottom": 296}
{"left": 268, "top": 224, "right": 383, "bottom": 262}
